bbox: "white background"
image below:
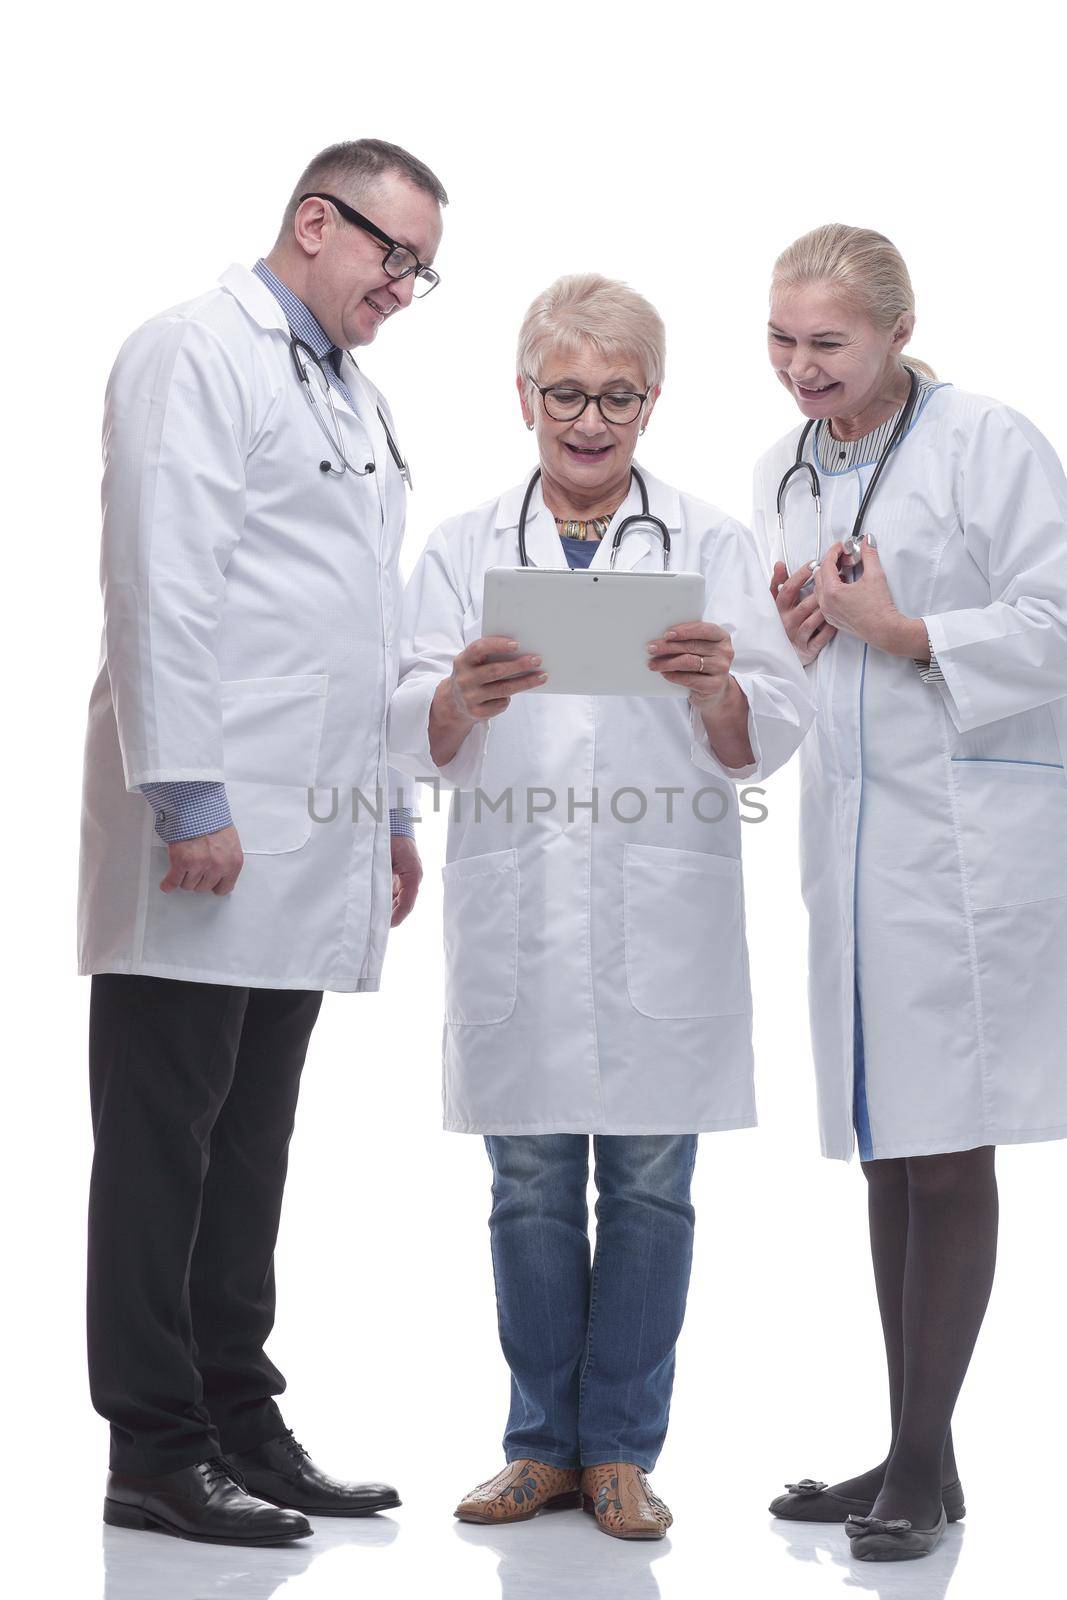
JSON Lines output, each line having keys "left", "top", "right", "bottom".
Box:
{"left": 4, "top": 3, "right": 1065, "bottom": 1597}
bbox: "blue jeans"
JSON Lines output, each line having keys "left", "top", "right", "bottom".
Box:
{"left": 484, "top": 1133, "right": 698, "bottom": 1473}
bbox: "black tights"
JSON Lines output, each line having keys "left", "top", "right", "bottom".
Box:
{"left": 831, "top": 1146, "right": 999, "bottom": 1525}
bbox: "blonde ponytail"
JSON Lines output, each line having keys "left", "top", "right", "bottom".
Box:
{"left": 772, "top": 223, "right": 936, "bottom": 380}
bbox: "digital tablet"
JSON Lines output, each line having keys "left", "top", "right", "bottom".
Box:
{"left": 481, "top": 567, "right": 707, "bottom": 696}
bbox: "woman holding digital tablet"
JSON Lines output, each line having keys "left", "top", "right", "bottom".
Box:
{"left": 753, "top": 224, "right": 1067, "bottom": 1562}
{"left": 388, "top": 273, "right": 812, "bottom": 1539}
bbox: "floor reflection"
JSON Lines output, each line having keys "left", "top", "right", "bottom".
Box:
{"left": 102, "top": 1512, "right": 398, "bottom": 1600}
{"left": 770, "top": 1515, "right": 964, "bottom": 1599}
{"left": 455, "top": 1511, "right": 666, "bottom": 1600}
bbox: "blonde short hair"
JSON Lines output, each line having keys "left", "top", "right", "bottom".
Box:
{"left": 516, "top": 273, "right": 666, "bottom": 393}
{"left": 771, "top": 223, "right": 935, "bottom": 380}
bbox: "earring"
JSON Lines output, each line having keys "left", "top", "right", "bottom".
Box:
{"left": 526, "top": 421, "right": 534, "bottom": 431}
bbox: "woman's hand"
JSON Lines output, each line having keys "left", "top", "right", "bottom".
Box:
{"left": 428, "top": 636, "right": 546, "bottom": 768}
{"left": 646, "top": 619, "right": 734, "bottom": 704}
{"left": 812, "top": 540, "right": 928, "bottom": 656}
{"left": 646, "top": 620, "right": 754, "bottom": 768}
{"left": 771, "top": 560, "right": 837, "bottom": 665}
{"left": 444, "top": 635, "right": 547, "bottom": 721}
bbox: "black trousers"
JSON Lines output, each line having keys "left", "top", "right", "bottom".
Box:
{"left": 87, "top": 973, "right": 323, "bottom": 1475}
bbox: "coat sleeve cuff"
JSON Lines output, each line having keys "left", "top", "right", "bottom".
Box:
{"left": 687, "top": 682, "right": 762, "bottom": 782}
{"left": 922, "top": 614, "right": 973, "bottom": 731}
{"left": 387, "top": 675, "right": 491, "bottom": 792}
{"left": 138, "top": 781, "right": 232, "bottom": 842}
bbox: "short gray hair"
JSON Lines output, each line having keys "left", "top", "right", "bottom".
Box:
{"left": 517, "top": 273, "right": 667, "bottom": 394}
{"left": 277, "top": 138, "right": 448, "bottom": 241}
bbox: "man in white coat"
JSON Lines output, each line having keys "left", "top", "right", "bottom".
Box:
{"left": 78, "top": 139, "right": 444, "bottom": 1546}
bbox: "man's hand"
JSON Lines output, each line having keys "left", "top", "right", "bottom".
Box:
{"left": 159, "top": 824, "right": 244, "bottom": 896}
{"left": 390, "top": 834, "right": 423, "bottom": 927}
{"left": 771, "top": 560, "right": 837, "bottom": 665}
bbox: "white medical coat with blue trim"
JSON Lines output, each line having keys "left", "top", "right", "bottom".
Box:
{"left": 388, "top": 470, "right": 814, "bottom": 1134}
{"left": 753, "top": 386, "right": 1067, "bottom": 1160}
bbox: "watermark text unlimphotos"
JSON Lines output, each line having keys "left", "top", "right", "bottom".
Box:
{"left": 307, "top": 780, "right": 769, "bottom": 826}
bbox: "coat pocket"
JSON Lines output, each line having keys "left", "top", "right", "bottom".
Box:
{"left": 442, "top": 848, "right": 519, "bottom": 1025}
{"left": 221, "top": 674, "right": 328, "bottom": 854}
{"left": 951, "top": 758, "right": 1067, "bottom": 911}
{"left": 624, "top": 843, "right": 747, "bottom": 1019}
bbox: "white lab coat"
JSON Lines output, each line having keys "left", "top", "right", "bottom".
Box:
{"left": 78, "top": 264, "right": 414, "bottom": 991}
{"left": 388, "top": 470, "right": 814, "bottom": 1133}
{"left": 753, "top": 385, "right": 1067, "bottom": 1160}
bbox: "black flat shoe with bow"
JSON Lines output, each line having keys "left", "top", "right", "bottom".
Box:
{"left": 770, "top": 1475, "right": 965, "bottom": 1523}
{"left": 846, "top": 1504, "right": 948, "bottom": 1561}
{"left": 225, "top": 1429, "right": 401, "bottom": 1517}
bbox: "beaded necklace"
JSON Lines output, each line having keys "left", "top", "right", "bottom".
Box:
{"left": 552, "top": 512, "right": 613, "bottom": 541}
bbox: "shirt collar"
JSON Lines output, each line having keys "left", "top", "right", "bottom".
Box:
{"left": 814, "top": 370, "right": 940, "bottom": 473}
{"left": 251, "top": 258, "right": 335, "bottom": 359}
{"left": 216, "top": 262, "right": 290, "bottom": 333}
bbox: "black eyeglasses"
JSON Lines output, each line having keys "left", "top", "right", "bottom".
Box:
{"left": 299, "top": 192, "right": 440, "bottom": 297}
{"left": 526, "top": 376, "right": 650, "bottom": 425}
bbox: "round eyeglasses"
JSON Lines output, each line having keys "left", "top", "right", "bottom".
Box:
{"left": 526, "top": 376, "right": 650, "bottom": 425}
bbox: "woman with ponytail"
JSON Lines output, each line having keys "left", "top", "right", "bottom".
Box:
{"left": 752, "top": 223, "right": 1067, "bottom": 1562}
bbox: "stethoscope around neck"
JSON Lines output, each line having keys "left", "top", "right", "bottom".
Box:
{"left": 775, "top": 365, "right": 921, "bottom": 574}
{"left": 517, "top": 465, "right": 671, "bottom": 570}
{"left": 289, "top": 334, "right": 412, "bottom": 487}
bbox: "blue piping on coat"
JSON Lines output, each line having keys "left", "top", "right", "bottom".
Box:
{"left": 853, "top": 642, "right": 874, "bottom": 1161}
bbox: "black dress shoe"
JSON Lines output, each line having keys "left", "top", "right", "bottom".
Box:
{"left": 846, "top": 1504, "right": 948, "bottom": 1561}
{"left": 226, "top": 1429, "right": 401, "bottom": 1517}
{"left": 770, "top": 1475, "right": 966, "bottom": 1523}
{"left": 103, "top": 1457, "right": 312, "bottom": 1545}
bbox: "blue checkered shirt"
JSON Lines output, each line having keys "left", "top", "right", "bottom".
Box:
{"left": 140, "top": 259, "right": 413, "bottom": 843}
